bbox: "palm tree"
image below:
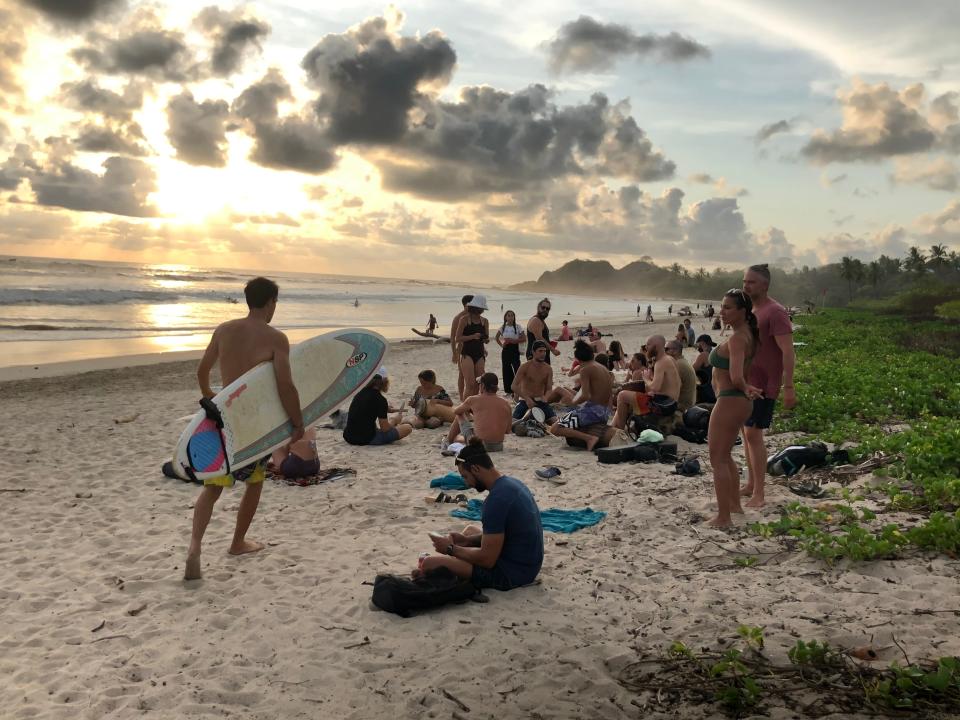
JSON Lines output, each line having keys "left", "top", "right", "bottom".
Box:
{"left": 877, "top": 254, "right": 901, "bottom": 276}
{"left": 867, "top": 260, "right": 881, "bottom": 288}
{"left": 839, "top": 256, "right": 865, "bottom": 301}
{"left": 904, "top": 246, "right": 927, "bottom": 275}
{"left": 694, "top": 267, "right": 709, "bottom": 281}
{"left": 928, "top": 244, "right": 949, "bottom": 271}
{"left": 669, "top": 262, "right": 683, "bottom": 276}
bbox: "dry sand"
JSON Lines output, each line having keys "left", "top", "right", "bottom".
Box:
{"left": 2, "top": 316, "right": 959, "bottom": 719}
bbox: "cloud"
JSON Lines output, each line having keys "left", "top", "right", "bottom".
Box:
{"left": 755, "top": 119, "right": 793, "bottom": 144}
{"left": 59, "top": 79, "right": 143, "bottom": 120}
{"left": 302, "top": 13, "right": 457, "bottom": 144}
{"left": 914, "top": 199, "right": 960, "bottom": 245}
{"left": 74, "top": 124, "right": 148, "bottom": 156}
{"left": 0, "top": 9, "right": 27, "bottom": 98}
{"left": 801, "top": 80, "right": 940, "bottom": 163}
{"left": 230, "top": 212, "right": 300, "bottom": 227}
{"left": 30, "top": 155, "right": 158, "bottom": 217}
{"left": 233, "top": 69, "right": 292, "bottom": 123}
{"left": 248, "top": 117, "right": 337, "bottom": 173}
{"left": 891, "top": 157, "right": 959, "bottom": 192}
{"left": 71, "top": 27, "right": 195, "bottom": 82}
{"left": 816, "top": 225, "right": 911, "bottom": 263}
{"left": 194, "top": 6, "right": 270, "bottom": 77}
{"left": 22, "top": 0, "right": 124, "bottom": 24}
{"left": 545, "top": 15, "right": 709, "bottom": 74}
{"left": 688, "top": 173, "right": 748, "bottom": 197}
{"left": 165, "top": 91, "right": 231, "bottom": 166}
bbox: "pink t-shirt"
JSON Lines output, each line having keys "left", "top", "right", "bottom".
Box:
{"left": 748, "top": 298, "right": 792, "bottom": 399}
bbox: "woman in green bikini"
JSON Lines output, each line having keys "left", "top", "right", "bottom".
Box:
{"left": 707, "top": 289, "right": 763, "bottom": 527}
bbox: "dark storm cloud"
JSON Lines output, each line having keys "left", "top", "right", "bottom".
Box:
{"left": 75, "top": 124, "right": 148, "bottom": 156}
{"left": 60, "top": 79, "right": 144, "bottom": 120}
{"left": 302, "top": 16, "right": 457, "bottom": 143}
{"left": 249, "top": 118, "right": 336, "bottom": 173}
{"left": 22, "top": 0, "right": 125, "bottom": 24}
{"left": 165, "top": 92, "right": 232, "bottom": 167}
{"left": 71, "top": 29, "right": 195, "bottom": 81}
{"left": 31, "top": 155, "right": 157, "bottom": 217}
{"left": 233, "top": 69, "right": 292, "bottom": 123}
{"left": 801, "top": 81, "right": 936, "bottom": 163}
{"left": 546, "top": 16, "right": 709, "bottom": 74}
{"left": 194, "top": 6, "right": 270, "bottom": 77}
{"left": 755, "top": 119, "right": 793, "bottom": 144}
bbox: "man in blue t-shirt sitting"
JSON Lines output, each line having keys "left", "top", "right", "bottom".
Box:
{"left": 419, "top": 438, "right": 544, "bottom": 591}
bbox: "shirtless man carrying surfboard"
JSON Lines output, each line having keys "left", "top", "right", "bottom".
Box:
{"left": 185, "top": 277, "right": 304, "bottom": 581}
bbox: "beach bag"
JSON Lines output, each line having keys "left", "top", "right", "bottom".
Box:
{"left": 767, "top": 442, "right": 829, "bottom": 477}
{"left": 683, "top": 405, "right": 711, "bottom": 431}
{"left": 371, "top": 567, "right": 481, "bottom": 617}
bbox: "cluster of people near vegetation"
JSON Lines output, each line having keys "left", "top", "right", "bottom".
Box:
{"left": 183, "top": 263, "right": 796, "bottom": 587}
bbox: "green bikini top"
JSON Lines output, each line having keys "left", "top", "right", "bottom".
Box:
{"left": 709, "top": 346, "right": 730, "bottom": 370}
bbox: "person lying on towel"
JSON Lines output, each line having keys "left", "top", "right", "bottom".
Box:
{"left": 416, "top": 439, "right": 544, "bottom": 591}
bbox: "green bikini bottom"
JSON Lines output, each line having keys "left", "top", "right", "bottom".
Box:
{"left": 718, "top": 389, "right": 748, "bottom": 399}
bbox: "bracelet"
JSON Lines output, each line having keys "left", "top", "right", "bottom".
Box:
{"left": 446, "top": 544, "right": 455, "bottom": 556}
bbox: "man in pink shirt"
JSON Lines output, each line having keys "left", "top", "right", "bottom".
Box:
{"left": 741, "top": 264, "right": 796, "bottom": 508}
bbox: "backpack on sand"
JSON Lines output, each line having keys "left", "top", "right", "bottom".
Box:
{"left": 372, "top": 567, "right": 484, "bottom": 617}
{"left": 767, "top": 441, "right": 830, "bottom": 477}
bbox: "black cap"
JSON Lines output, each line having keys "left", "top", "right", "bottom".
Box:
{"left": 696, "top": 334, "right": 717, "bottom": 347}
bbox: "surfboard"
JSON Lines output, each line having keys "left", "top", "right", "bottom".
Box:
{"left": 171, "top": 328, "right": 387, "bottom": 481}
{"left": 410, "top": 328, "right": 450, "bottom": 342}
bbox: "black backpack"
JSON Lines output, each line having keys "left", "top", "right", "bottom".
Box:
{"left": 767, "top": 442, "right": 829, "bottom": 477}
{"left": 372, "top": 567, "right": 483, "bottom": 617}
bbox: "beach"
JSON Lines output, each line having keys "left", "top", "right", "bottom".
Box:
{"left": 3, "top": 316, "right": 959, "bottom": 720}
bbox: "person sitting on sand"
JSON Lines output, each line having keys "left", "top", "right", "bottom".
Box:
{"left": 549, "top": 340, "right": 614, "bottom": 451}
{"left": 409, "top": 369, "right": 454, "bottom": 429}
{"left": 707, "top": 289, "right": 763, "bottom": 527}
{"left": 343, "top": 369, "right": 413, "bottom": 446}
{"left": 693, "top": 334, "right": 717, "bottom": 404}
{"left": 607, "top": 340, "right": 626, "bottom": 370}
{"left": 456, "top": 295, "right": 490, "bottom": 399}
{"left": 612, "top": 335, "right": 680, "bottom": 429}
{"left": 271, "top": 426, "right": 320, "bottom": 478}
{"left": 442, "top": 373, "right": 513, "bottom": 452}
{"left": 675, "top": 323, "right": 687, "bottom": 347}
{"left": 557, "top": 319, "right": 573, "bottom": 341}
{"left": 627, "top": 352, "right": 648, "bottom": 383}
{"left": 511, "top": 341, "right": 558, "bottom": 427}
{"left": 185, "top": 277, "right": 304, "bottom": 581}
{"left": 665, "top": 340, "right": 698, "bottom": 412}
{"left": 588, "top": 328, "right": 607, "bottom": 355}
{"left": 684, "top": 318, "right": 696, "bottom": 348}
{"left": 417, "top": 438, "right": 544, "bottom": 590}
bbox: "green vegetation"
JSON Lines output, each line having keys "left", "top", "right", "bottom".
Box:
{"left": 748, "top": 308, "right": 960, "bottom": 560}
{"left": 619, "top": 627, "right": 960, "bottom": 717}
{"left": 936, "top": 299, "right": 960, "bottom": 320}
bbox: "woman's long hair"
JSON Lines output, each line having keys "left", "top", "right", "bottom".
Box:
{"left": 608, "top": 340, "right": 624, "bottom": 361}
{"left": 724, "top": 289, "right": 760, "bottom": 349}
{"left": 500, "top": 310, "right": 519, "bottom": 335}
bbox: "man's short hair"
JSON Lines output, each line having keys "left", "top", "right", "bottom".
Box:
{"left": 748, "top": 263, "right": 771, "bottom": 283}
{"left": 456, "top": 437, "right": 493, "bottom": 470}
{"left": 418, "top": 369, "right": 436, "bottom": 383}
{"left": 683, "top": 318, "right": 691, "bottom": 325}
{"left": 532, "top": 340, "right": 548, "bottom": 352}
{"left": 480, "top": 372, "right": 498, "bottom": 392}
{"left": 666, "top": 340, "right": 683, "bottom": 354}
{"left": 573, "top": 339, "right": 594, "bottom": 362}
{"left": 461, "top": 294, "right": 474, "bottom": 306}
{"left": 595, "top": 353, "right": 611, "bottom": 370}
{"left": 244, "top": 277, "right": 279, "bottom": 309}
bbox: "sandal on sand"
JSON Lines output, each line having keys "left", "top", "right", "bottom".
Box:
{"left": 428, "top": 492, "right": 465, "bottom": 504}
{"left": 535, "top": 466, "right": 562, "bottom": 480}
{"left": 789, "top": 480, "right": 827, "bottom": 498}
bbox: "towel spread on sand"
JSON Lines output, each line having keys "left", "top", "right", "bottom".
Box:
{"left": 450, "top": 499, "right": 606, "bottom": 534}
{"left": 429, "top": 472, "right": 469, "bottom": 491}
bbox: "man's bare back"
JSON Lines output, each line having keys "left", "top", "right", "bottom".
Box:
{"left": 650, "top": 356, "right": 681, "bottom": 400}
{"left": 210, "top": 318, "right": 290, "bottom": 387}
{"left": 462, "top": 393, "right": 512, "bottom": 443}
{"left": 578, "top": 361, "right": 613, "bottom": 406}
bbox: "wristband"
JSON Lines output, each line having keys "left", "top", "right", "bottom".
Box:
{"left": 446, "top": 544, "right": 455, "bottom": 556}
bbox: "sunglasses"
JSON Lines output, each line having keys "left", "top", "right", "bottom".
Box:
{"left": 539, "top": 305, "right": 551, "bottom": 311}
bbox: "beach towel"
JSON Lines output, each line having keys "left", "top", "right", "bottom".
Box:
{"left": 450, "top": 499, "right": 606, "bottom": 533}
{"left": 269, "top": 467, "right": 356, "bottom": 486}
{"left": 429, "top": 472, "right": 469, "bottom": 491}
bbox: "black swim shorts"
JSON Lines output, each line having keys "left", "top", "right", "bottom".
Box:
{"left": 745, "top": 398, "right": 776, "bottom": 429}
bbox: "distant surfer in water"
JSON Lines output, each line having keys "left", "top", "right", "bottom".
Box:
{"left": 184, "top": 277, "right": 304, "bottom": 581}
{"left": 354, "top": 298, "right": 360, "bottom": 307}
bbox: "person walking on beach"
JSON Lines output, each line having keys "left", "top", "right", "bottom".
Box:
{"left": 450, "top": 295, "right": 473, "bottom": 399}
{"left": 526, "top": 298, "right": 560, "bottom": 364}
{"left": 740, "top": 264, "right": 796, "bottom": 508}
{"left": 645, "top": 305, "right": 654, "bottom": 322}
{"left": 707, "top": 289, "right": 763, "bottom": 527}
{"left": 456, "top": 295, "right": 490, "bottom": 398}
{"left": 426, "top": 313, "right": 437, "bottom": 335}
{"left": 495, "top": 310, "right": 524, "bottom": 395}
{"left": 185, "top": 277, "right": 304, "bottom": 581}
{"left": 417, "top": 438, "right": 544, "bottom": 591}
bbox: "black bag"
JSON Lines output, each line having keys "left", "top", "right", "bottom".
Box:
{"left": 371, "top": 567, "right": 480, "bottom": 617}
{"left": 656, "top": 442, "right": 678, "bottom": 463}
{"left": 683, "top": 405, "right": 711, "bottom": 431}
{"left": 767, "top": 442, "right": 829, "bottom": 477}
{"left": 597, "top": 444, "right": 640, "bottom": 464}
{"left": 673, "top": 425, "right": 708, "bottom": 444}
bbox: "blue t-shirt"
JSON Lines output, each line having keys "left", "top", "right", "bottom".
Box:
{"left": 481, "top": 476, "right": 544, "bottom": 586}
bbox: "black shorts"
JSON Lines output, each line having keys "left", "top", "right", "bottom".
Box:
{"left": 745, "top": 398, "right": 776, "bottom": 429}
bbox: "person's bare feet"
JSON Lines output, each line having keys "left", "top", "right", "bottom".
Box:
{"left": 739, "top": 485, "right": 754, "bottom": 497}
{"left": 585, "top": 435, "right": 600, "bottom": 452}
{"left": 731, "top": 503, "right": 745, "bottom": 514}
{"left": 228, "top": 539, "right": 265, "bottom": 556}
{"left": 746, "top": 495, "right": 765, "bottom": 508}
{"left": 184, "top": 553, "right": 202, "bottom": 581}
{"left": 707, "top": 515, "right": 733, "bottom": 528}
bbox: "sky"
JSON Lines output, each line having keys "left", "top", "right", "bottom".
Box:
{"left": 0, "top": 0, "right": 958, "bottom": 283}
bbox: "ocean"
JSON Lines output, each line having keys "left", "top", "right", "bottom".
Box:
{"left": 0, "top": 255, "right": 699, "bottom": 368}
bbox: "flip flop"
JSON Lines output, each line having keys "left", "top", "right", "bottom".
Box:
{"left": 788, "top": 480, "right": 827, "bottom": 498}
{"left": 535, "top": 466, "right": 562, "bottom": 480}
{"left": 531, "top": 407, "right": 547, "bottom": 424}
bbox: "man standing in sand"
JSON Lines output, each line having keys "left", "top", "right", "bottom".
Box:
{"left": 740, "top": 264, "right": 796, "bottom": 508}
{"left": 443, "top": 373, "right": 513, "bottom": 452}
{"left": 526, "top": 298, "right": 560, "bottom": 364}
{"left": 550, "top": 340, "right": 613, "bottom": 451}
{"left": 612, "top": 335, "right": 680, "bottom": 429}
{"left": 511, "top": 341, "right": 558, "bottom": 426}
{"left": 450, "top": 294, "right": 473, "bottom": 399}
{"left": 185, "top": 277, "right": 304, "bottom": 581}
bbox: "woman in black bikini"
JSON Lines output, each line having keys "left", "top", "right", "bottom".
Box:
{"left": 707, "top": 289, "right": 763, "bottom": 528}
{"left": 457, "top": 294, "right": 490, "bottom": 398}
